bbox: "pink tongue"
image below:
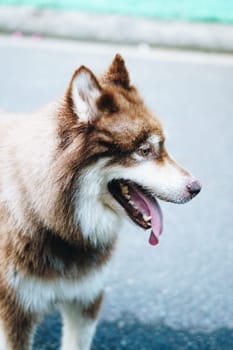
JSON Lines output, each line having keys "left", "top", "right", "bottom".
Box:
{"left": 145, "top": 195, "right": 163, "bottom": 246}
{"left": 130, "top": 185, "right": 163, "bottom": 246}
{"left": 149, "top": 232, "right": 159, "bottom": 246}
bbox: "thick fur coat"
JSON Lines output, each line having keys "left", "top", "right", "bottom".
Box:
{"left": 0, "top": 54, "right": 200, "bottom": 350}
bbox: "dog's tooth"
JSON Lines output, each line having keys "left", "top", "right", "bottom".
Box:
{"left": 143, "top": 214, "right": 152, "bottom": 222}
{"left": 129, "top": 200, "right": 138, "bottom": 210}
{"left": 121, "top": 185, "right": 129, "bottom": 195}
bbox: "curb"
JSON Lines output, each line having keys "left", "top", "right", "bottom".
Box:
{"left": 0, "top": 5, "right": 233, "bottom": 53}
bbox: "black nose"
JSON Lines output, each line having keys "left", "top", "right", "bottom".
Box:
{"left": 187, "top": 180, "right": 201, "bottom": 196}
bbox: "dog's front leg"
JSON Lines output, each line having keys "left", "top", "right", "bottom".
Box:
{"left": 61, "top": 294, "right": 103, "bottom": 350}
{"left": 0, "top": 302, "right": 35, "bottom": 350}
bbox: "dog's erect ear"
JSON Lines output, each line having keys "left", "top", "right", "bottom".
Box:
{"left": 70, "top": 66, "right": 102, "bottom": 123}
{"left": 102, "top": 54, "right": 130, "bottom": 89}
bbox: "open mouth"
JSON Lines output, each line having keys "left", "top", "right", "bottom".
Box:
{"left": 108, "top": 179, "right": 163, "bottom": 246}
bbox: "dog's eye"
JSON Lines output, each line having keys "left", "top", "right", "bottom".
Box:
{"left": 137, "top": 144, "right": 152, "bottom": 157}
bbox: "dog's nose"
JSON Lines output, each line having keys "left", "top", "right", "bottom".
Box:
{"left": 187, "top": 180, "right": 201, "bottom": 196}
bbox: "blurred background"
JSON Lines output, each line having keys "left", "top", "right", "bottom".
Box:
{"left": 0, "top": 1, "right": 233, "bottom": 350}
{"left": 0, "top": 0, "right": 233, "bottom": 51}
{"left": 1, "top": 0, "right": 233, "bottom": 21}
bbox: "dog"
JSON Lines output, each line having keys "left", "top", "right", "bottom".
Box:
{"left": 0, "top": 54, "right": 201, "bottom": 350}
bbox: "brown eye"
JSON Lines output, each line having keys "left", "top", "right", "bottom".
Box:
{"left": 137, "top": 144, "right": 152, "bottom": 157}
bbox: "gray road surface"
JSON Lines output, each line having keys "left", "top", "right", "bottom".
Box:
{"left": 0, "top": 36, "right": 233, "bottom": 349}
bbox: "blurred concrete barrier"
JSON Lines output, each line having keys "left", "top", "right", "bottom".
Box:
{"left": 0, "top": 5, "right": 233, "bottom": 53}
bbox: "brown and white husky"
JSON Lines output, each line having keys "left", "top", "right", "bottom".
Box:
{"left": 0, "top": 54, "right": 201, "bottom": 350}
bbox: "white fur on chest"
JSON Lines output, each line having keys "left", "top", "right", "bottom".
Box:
{"left": 8, "top": 265, "right": 109, "bottom": 313}
{"left": 74, "top": 159, "right": 121, "bottom": 246}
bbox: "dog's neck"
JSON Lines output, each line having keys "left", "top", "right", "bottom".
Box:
{"left": 3, "top": 224, "right": 116, "bottom": 280}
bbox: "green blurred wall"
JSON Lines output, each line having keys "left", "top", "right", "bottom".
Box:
{"left": 0, "top": 0, "right": 233, "bottom": 23}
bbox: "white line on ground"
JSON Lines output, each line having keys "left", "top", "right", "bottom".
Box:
{"left": 1, "top": 34, "right": 233, "bottom": 66}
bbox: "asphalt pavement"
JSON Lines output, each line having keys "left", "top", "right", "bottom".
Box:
{"left": 0, "top": 35, "right": 233, "bottom": 349}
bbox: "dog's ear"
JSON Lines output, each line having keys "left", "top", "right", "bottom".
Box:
{"left": 69, "top": 66, "right": 102, "bottom": 123}
{"left": 102, "top": 54, "right": 130, "bottom": 89}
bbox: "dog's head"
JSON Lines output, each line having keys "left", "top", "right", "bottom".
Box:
{"left": 60, "top": 54, "right": 201, "bottom": 246}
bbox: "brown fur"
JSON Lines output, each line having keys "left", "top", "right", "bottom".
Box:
{"left": 0, "top": 288, "right": 34, "bottom": 350}
{"left": 1, "top": 226, "right": 115, "bottom": 279}
{"left": 81, "top": 294, "right": 104, "bottom": 320}
{"left": 0, "top": 54, "right": 177, "bottom": 349}
{"left": 0, "top": 55, "right": 162, "bottom": 350}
